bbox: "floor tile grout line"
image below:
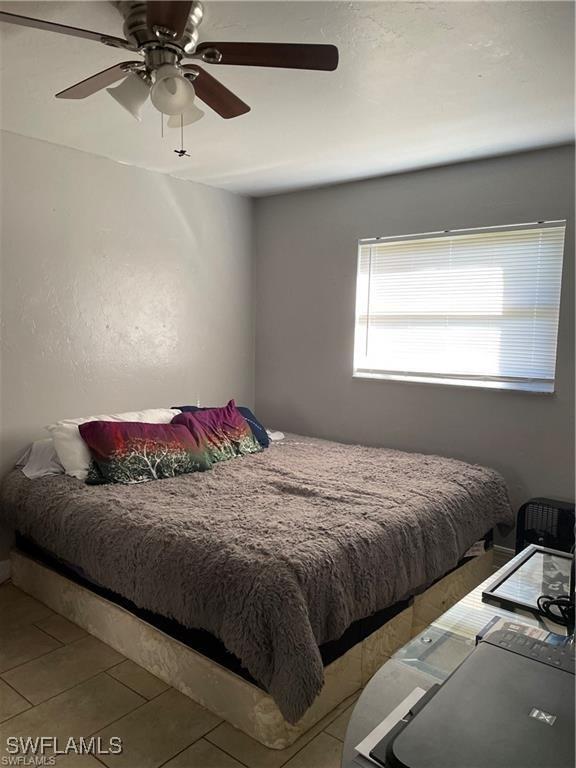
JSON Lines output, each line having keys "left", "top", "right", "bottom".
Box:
{"left": 1, "top": 611, "right": 55, "bottom": 632}
{"left": 31, "top": 624, "right": 70, "bottom": 645}
{"left": 203, "top": 693, "right": 357, "bottom": 768}
{"left": 155, "top": 740, "right": 201, "bottom": 768}
{"left": 1, "top": 636, "right": 123, "bottom": 691}
{"left": 0, "top": 587, "right": 55, "bottom": 620}
{"left": 206, "top": 727, "right": 318, "bottom": 768}
{"left": 0, "top": 666, "right": 141, "bottom": 727}
{"left": 103, "top": 668, "right": 168, "bottom": 702}
{"left": 1, "top": 632, "right": 109, "bottom": 683}
{"left": 0, "top": 676, "right": 35, "bottom": 708}
{"left": 146, "top": 687, "right": 170, "bottom": 701}
{"left": 0, "top": 670, "right": 108, "bottom": 726}
{"left": 3, "top": 623, "right": 96, "bottom": 660}
{"left": 85, "top": 686, "right": 171, "bottom": 739}
{"left": 211, "top": 735, "right": 310, "bottom": 768}
{"left": 7, "top": 618, "right": 65, "bottom": 642}
{"left": 104, "top": 662, "right": 170, "bottom": 701}
{"left": 193, "top": 738, "right": 252, "bottom": 768}
{"left": 61, "top": 634, "right": 100, "bottom": 648}
{"left": 46, "top": 684, "right": 160, "bottom": 760}
{"left": 0, "top": 653, "right": 127, "bottom": 708}
{"left": 0, "top": 637, "right": 69, "bottom": 676}
{"left": 322, "top": 703, "right": 356, "bottom": 743}
{"left": 83, "top": 689, "right": 222, "bottom": 766}
{"left": 106, "top": 661, "right": 126, "bottom": 672}
{"left": 73, "top": 681, "right": 227, "bottom": 767}
{"left": 155, "top": 727, "right": 248, "bottom": 768}
{"left": 322, "top": 727, "right": 345, "bottom": 744}
{"left": 31, "top": 618, "right": 86, "bottom": 645}
{"left": 282, "top": 731, "right": 343, "bottom": 768}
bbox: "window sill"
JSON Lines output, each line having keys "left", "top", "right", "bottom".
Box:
{"left": 352, "top": 372, "right": 555, "bottom": 394}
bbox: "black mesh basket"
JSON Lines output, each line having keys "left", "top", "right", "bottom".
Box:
{"left": 515, "top": 497, "right": 575, "bottom": 554}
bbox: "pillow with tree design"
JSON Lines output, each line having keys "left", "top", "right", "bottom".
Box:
{"left": 79, "top": 421, "right": 212, "bottom": 485}
{"left": 172, "top": 400, "right": 262, "bottom": 465}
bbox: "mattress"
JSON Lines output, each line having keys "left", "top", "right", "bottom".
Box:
{"left": 0, "top": 433, "right": 514, "bottom": 722}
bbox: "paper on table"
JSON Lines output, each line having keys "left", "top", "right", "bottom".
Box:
{"left": 355, "top": 687, "right": 427, "bottom": 766}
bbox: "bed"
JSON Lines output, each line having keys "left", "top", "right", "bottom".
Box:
{"left": 0, "top": 434, "right": 513, "bottom": 742}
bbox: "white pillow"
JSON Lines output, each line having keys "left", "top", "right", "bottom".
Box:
{"left": 46, "top": 408, "right": 179, "bottom": 480}
{"left": 16, "top": 438, "right": 65, "bottom": 479}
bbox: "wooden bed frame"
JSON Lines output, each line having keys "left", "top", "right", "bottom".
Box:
{"left": 10, "top": 547, "right": 493, "bottom": 749}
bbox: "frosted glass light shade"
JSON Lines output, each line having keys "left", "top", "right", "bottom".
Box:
{"left": 107, "top": 73, "right": 150, "bottom": 121}
{"left": 167, "top": 103, "right": 205, "bottom": 127}
{"left": 150, "top": 65, "right": 195, "bottom": 116}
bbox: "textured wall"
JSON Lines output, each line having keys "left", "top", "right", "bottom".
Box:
{"left": 255, "top": 146, "right": 575, "bottom": 546}
{"left": 0, "top": 131, "right": 254, "bottom": 556}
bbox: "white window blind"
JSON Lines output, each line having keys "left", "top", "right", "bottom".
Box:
{"left": 354, "top": 221, "right": 566, "bottom": 392}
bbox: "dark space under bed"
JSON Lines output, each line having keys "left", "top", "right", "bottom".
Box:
{"left": 16, "top": 530, "right": 492, "bottom": 689}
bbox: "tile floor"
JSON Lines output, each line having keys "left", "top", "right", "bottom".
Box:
{"left": 0, "top": 582, "right": 357, "bottom": 768}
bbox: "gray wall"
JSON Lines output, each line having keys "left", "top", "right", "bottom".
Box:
{"left": 1, "top": 137, "right": 573, "bottom": 560}
{"left": 0, "top": 131, "right": 254, "bottom": 557}
{"left": 254, "top": 146, "right": 575, "bottom": 545}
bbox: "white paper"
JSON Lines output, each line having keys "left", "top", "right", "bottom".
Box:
{"left": 355, "top": 687, "right": 428, "bottom": 765}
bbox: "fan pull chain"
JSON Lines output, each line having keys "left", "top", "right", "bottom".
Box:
{"left": 173, "top": 114, "right": 190, "bottom": 158}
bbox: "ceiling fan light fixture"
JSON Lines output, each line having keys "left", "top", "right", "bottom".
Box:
{"left": 0, "top": 4, "right": 340, "bottom": 123}
{"left": 107, "top": 71, "right": 150, "bottom": 121}
{"left": 150, "top": 64, "right": 195, "bottom": 115}
{"left": 167, "top": 102, "right": 205, "bottom": 128}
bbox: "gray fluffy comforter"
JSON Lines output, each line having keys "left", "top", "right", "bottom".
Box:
{"left": 0, "top": 434, "right": 513, "bottom": 722}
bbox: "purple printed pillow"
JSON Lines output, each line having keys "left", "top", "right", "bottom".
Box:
{"left": 172, "top": 400, "right": 261, "bottom": 464}
{"left": 79, "top": 421, "right": 212, "bottom": 484}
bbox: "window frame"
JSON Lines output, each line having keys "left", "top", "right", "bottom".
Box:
{"left": 352, "top": 220, "right": 567, "bottom": 394}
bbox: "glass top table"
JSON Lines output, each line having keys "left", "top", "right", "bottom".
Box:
{"left": 483, "top": 545, "right": 572, "bottom": 612}
{"left": 342, "top": 546, "right": 571, "bottom": 767}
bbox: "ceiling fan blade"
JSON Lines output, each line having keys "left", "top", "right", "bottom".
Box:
{"left": 147, "top": 1, "right": 193, "bottom": 40}
{"left": 182, "top": 65, "right": 250, "bottom": 119}
{"left": 56, "top": 63, "right": 142, "bottom": 100}
{"left": 194, "top": 42, "right": 339, "bottom": 71}
{"left": 0, "top": 11, "right": 133, "bottom": 49}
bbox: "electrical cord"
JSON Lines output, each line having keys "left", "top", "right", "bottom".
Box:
{"left": 535, "top": 545, "right": 575, "bottom": 631}
{"left": 537, "top": 594, "right": 574, "bottom": 629}
{"left": 536, "top": 544, "right": 575, "bottom": 633}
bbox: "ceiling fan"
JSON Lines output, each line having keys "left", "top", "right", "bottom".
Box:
{"left": 0, "top": 1, "right": 339, "bottom": 126}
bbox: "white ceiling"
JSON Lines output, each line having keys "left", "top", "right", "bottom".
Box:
{"left": 0, "top": 1, "right": 574, "bottom": 196}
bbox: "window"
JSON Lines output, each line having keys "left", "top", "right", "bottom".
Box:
{"left": 353, "top": 221, "right": 566, "bottom": 393}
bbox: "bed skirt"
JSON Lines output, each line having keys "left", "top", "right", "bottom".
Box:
{"left": 9, "top": 547, "right": 493, "bottom": 749}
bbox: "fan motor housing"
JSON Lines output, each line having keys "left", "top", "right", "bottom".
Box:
{"left": 116, "top": 1, "right": 204, "bottom": 52}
